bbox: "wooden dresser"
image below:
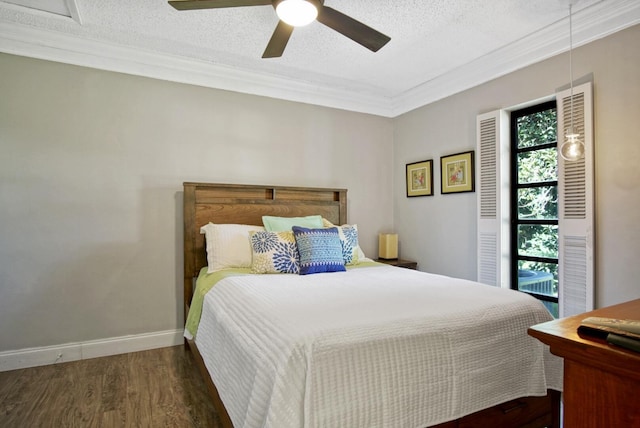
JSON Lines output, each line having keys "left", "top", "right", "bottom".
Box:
{"left": 528, "top": 299, "right": 640, "bottom": 428}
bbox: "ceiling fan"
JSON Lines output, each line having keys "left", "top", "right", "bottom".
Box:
{"left": 168, "top": 0, "right": 391, "bottom": 58}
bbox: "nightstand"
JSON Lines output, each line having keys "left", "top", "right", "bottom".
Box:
{"left": 375, "top": 258, "right": 418, "bottom": 270}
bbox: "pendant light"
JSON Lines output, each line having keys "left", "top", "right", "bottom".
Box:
{"left": 560, "top": 3, "right": 585, "bottom": 161}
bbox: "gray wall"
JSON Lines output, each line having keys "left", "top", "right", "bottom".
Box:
{"left": 394, "top": 24, "right": 640, "bottom": 308}
{"left": 0, "top": 55, "right": 394, "bottom": 351}
{"left": 1, "top": 24, "right": 639, "bottom": 354}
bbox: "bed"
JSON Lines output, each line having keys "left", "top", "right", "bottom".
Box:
{"left": 182, "top": 182, "right": 562, "bottom": 428}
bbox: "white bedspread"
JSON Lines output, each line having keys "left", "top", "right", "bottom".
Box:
{"left": 194, "top": 265, "right": 562, "bottom": 428}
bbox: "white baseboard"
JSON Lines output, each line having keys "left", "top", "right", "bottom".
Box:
{"left": 0, "top": 329, "right": 184, "bottom": 372}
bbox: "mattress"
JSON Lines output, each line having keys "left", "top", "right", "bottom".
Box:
{"left": 193, "top": 264, "right": 562, "bottom": 428}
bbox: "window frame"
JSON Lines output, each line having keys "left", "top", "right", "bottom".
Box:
{"left": 509, "top": 100, "right": 559, "bottom": 311}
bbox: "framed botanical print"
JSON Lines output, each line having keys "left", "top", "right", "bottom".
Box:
{"left": 406, "top": 159, "right": 434, "bottom": 197}
{"left": 440, "top": 151, "right": 475, "bottom": 194}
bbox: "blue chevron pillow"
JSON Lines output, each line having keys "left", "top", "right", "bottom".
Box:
{"left": 292, "top": 226, "right": 346, "bottom": 275}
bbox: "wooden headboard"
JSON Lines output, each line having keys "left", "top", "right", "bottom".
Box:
{"left": 183, "top": 182, "right": 347, "bottom": 317}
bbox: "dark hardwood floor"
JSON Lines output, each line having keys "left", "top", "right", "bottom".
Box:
{"left": 0, "top": 346, "right": 223, "bottom": 427}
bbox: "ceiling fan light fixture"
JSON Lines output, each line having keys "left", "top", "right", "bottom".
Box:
{"left": 276, "top": 0, "right": 318, "bottom": 27}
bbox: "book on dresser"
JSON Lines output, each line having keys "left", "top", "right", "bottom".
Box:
{"left": 578, "top": 316, "right": 640, "bottom": 338}
{"left": 606, "top": 333, "right": 640, "bottom": 353}
{"left": 578, "top": 316, "right": 640, "bottom": 353}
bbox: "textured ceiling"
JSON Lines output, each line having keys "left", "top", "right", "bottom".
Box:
{"left": 1, "top": 0, "right": 639, "bottom": 116}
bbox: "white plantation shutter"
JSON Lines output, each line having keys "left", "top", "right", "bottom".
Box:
{"left": 476, "top": 110, "right": 510, "bottom": 287}
{"left": 557, "top": 82, "right": 595, "bottom": 317}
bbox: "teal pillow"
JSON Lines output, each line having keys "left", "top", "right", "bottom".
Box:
{"left": 262, "top": 215, "right": 324, "bottom": 232}
{"left": 292, "top": 226, "right": 346, "bottom": 275}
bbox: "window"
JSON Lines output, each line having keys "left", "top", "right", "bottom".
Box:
{"left": 510, "top": 101, "right": 559, "bottom": 317}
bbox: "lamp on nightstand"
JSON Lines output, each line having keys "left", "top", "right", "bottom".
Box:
{"left": 378, "top": 233, "right": 398, "bottom": 259}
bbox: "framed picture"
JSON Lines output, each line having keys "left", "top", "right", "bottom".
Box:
{"left": 406, "top": 159, "right": 434, "bottom": 197}
{"left": 440, "top": 151, "right": 475, "bottom": 194}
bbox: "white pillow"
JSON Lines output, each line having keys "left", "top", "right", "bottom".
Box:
{"left": 200, "top": 223, "right": 265, "bottom": 273}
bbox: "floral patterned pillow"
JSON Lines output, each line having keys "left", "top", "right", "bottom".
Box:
{"left": 249, "top": 230, "right": 300, "bottom": 274}
{"left": 337, "top": 224, "right": 359, "bottom": 265}
{"left": 321, "top": 219, "right": 360, "bottom": 265}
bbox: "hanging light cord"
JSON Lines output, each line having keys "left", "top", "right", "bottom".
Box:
{"left": 569, "top": 3, "right": 574, "bottom": 132}
{"left": 560, "top": 2, "right": 584, "bottom": 161}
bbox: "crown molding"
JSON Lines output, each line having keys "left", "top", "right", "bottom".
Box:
{"left": 0, "top": 21, "right": 394, "bottom": 116}
{"left": 389, "top": 0, "right": 640, "bottom": 116}
{"left": 0, "top": 0, "right": 638, "bottom": 118}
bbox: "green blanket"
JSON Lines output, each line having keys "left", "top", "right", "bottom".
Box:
{"left": 185, "top": 261, "right": 384, "bottom": 337}
{"left": 185, "top": 267, "right": 251, "bottom": 337}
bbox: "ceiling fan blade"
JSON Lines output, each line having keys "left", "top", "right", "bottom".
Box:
{"left": 316, "top": 6, "right": 390, "bottom": 52}
{"left": 169, "top": 0, "right": 272, "bottom": 11}
{"left": 262, "top": 21, "right": 294, "bottom": 58}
